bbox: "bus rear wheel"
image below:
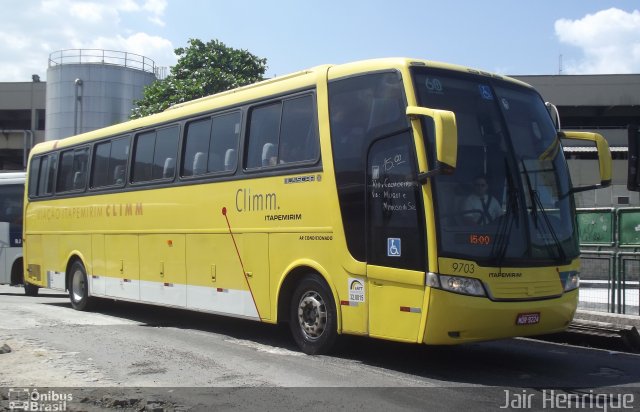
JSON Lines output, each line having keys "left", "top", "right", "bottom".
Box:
{"left": 69, "top": 260, "right": 93, "bottom": 311}
{"left": 289, "top": 274, "right": 337, "bottom": 355}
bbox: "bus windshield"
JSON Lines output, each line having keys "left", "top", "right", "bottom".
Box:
{"left": 412, "top": 68, "right": 578, "bottom": 266}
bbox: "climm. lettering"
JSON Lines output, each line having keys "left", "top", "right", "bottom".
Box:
{"left": 106, "top": 203, "right": 143, "bottom": 217}
{"left": 235, "top": 188, "right": 278, "bottom": 212}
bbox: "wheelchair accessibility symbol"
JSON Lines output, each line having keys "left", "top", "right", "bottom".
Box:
{"left": 387, "top": 238, "right": 401, "bottom": 257}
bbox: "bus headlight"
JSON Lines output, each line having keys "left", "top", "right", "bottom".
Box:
{"left": 427, "top": 273, "right": 486, "bottom": 297}
{"left": 562, "top": 272, "right": 580, "bottom": 292}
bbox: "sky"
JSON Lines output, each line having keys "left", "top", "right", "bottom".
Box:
{"left": 1, "top": 0, "right": 639, "bottom": 82}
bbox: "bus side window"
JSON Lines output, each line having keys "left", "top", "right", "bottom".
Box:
{"left": 57, "top": 150, "right": 75, "bottom": 192}
{"left": 92, "top": 136, "right": 130, "bottom": 188}
{"left": 246, "top": 103, "right": 281, "bottom": 169}
{"left": 182, "top": 118, "right": 211, "bottom": 177}
{"left": 279, "top": 95, "right": 318, "bottom": 164}
{"left": 92, "top": 141, "right": 111, "bottom": 188}
{"left": 110, "top": 137, "right": 129, "bottom": 186}
{"left": 57, "top": 147, "right": 88, "bottom": 192}
{"left": 133, "top": 131, "right": 156, "bottom": 182}
{"left": 28, "top": 157, "right": 41, "bottom": 197}
{"left": 209, "top": 111, "right": 241, "bottom": 173}
{"left": 133, "top": 126, "right": 178, "bottom": 183}
{"left": 153, "top": 126, "right": 179, "bottom": 180}
{"left": 36, "top": 155, "right": 54, "bottom": 197}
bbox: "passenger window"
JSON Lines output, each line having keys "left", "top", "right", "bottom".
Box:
{"left": 28, "top": 157, "right": 41, "bottom": 197}
{"left": 246, "top": 103, "right": 281, "bottom": 169}
{"left": 57, "top": 147, "right": 89, "bottom": 192}
{"left": 280, "top": 95, "right": 318, "bottom": 164}
{"left": 154, "top": 126, "right": 179, "bottom": 180}
{"left": 133, "top": 126, "right": 179, "bottom": 183}
{"left": 182, "top": 112, "right": 241, "bottom": 177}
{"left": 57, "top": 151, "right": 74, "bottom": 192}
{"left": 133, "top": 131, "right": 155, "bottom": 182}
{"left": 92, "top": 142, "right": 111, "bottom": 187}
{"left": 182, "top": 118, "right": 211, "bottom": 177}
{"left": 91, "top": 136, "right": 130, "bottom": 188}
{"left": 110, "top": 137, "right": 129, "bottom": 185}
{"left": 209, "top": 112, "right": 241, "bottom": 173}
{"left": 245, "top": 95, "right": 318, "bottom": 170}
{"left": 36, "top": 155, "right": 53, "bottom": 197}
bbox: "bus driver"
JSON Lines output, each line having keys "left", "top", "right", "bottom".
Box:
{"left": 461, "top": 175, "right": 502, "bottom": 225}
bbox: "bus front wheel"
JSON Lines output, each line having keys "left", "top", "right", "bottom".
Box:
{"left": 289, "top": 274, "right": 337, "bottom": 355}
{"left": 24, "top": 282, "right": 39, "bottom": 297}
{"left": 69, "top": 260, "right": 94, "bottom": 311}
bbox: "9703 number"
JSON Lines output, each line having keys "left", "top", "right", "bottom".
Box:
{"left": 451, "top": 262, "right": 475, "bottom": 274}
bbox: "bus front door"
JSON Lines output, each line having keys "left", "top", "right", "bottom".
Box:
{"left": 366, "top": 131, "right": 426, "bottom": 342}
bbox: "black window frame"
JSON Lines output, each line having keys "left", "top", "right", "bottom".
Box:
{"left": 90, "top": 135, "right": 131, "bottom": 190}
{"left": 56, "top": 146, "right": 90, "bottom": 194}
{"left": 180, "top": 109, "right": 243, "bottom": 179}
{"left": 28, "top": 153, "right": 57, "bottom": 199}
{"left": 131, "top": 124, "right": 180, "bottom": 185}
{"left": 243, "top": 92, "right": 320, "bottom": 173}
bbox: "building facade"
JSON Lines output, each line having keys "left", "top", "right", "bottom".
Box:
{"left": 0, "top": 78, "right": 45, "bottom": 170}
{"left": 0, "top": 49, "right": 156, "bottom": 171}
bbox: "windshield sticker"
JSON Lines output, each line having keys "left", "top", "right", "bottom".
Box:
{"left": 387, "top": 238, "right": 401, "bottom": 257}
{"left": 479, "top": 85, "right": 493, "bottom": 100}
{"left": 425, "top": 77, "right": 443, "bottom": 94}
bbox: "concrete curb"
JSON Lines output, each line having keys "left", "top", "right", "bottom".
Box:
{"left": 575, "top": 309, "right": 640, "bottom": 329}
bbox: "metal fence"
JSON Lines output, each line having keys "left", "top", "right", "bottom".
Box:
{"left": 577, "top": 207, "right": 640, "bottom": 315}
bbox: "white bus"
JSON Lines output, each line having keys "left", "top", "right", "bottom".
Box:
{"left": 0, "top": 172, "right": 34, "bottom": 294}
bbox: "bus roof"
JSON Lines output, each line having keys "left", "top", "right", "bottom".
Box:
{"left": 28, "top": 57, "right": 532, "bottom": 156}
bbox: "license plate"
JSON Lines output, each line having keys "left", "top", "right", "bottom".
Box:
{"left": 516, "top": 312, "right": 540, "bottom": 325}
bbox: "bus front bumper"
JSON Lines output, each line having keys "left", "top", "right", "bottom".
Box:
{"left": 422, "top": 288, "right": 578, "bottom": 344}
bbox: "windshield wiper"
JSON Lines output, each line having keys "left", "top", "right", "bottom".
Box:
{"left": 520, "top": 160, "right": 566, "bottom": 262}
{"left": 492, "top": 159, "right": 519, "bottom": 266}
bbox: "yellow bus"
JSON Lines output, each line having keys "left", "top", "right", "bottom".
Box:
{"left": 23, "top": 58, "right": 611, "bottom": 354}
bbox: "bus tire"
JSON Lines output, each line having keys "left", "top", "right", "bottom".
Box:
{"left": 68, "top": 260, "right": 93, "bottom": 311}
{"left": 289, "top": 274, "right": 337, "bottom": 355}
{"left": 24, "top": 282, "right": 39, "bottom": 297}
{"left": 11, "top": 258, "right": 23, "bottom": 286}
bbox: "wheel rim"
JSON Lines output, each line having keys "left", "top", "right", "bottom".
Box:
{"left": 71, "top": 268, "right": 85, "bottom": 302}
{"left": 297, "top": 291, "right": 327, "bottom": 341}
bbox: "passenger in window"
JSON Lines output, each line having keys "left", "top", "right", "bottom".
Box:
{"left": 461, "top": 176, "right": 502, "bottom": 225}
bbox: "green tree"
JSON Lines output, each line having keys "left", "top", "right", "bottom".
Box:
{"left": 131, "top": 39, "right": 267, "bottom": 118}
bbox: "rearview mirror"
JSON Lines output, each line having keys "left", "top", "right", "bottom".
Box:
{"left": 559, "top": 131, "right": 612, "bottom": 193}
{"left": 406, "top": 106, "right": 457, "bottom": 181}
{"left": 545, "top": 102, "right": 561, "bottom": 131}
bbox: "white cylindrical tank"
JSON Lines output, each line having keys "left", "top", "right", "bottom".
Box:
{"left": 45, "top": 49, "right": 157, "bottom": 140}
